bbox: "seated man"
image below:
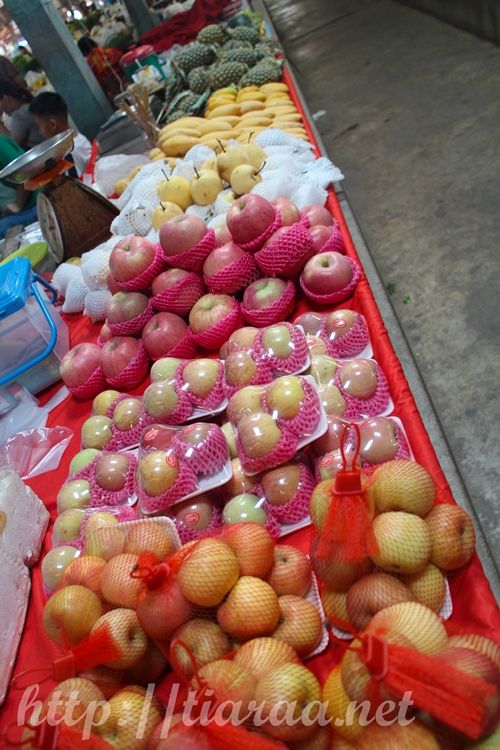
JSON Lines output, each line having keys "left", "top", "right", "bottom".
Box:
{"left": 29, "top": 92, "right": 92, "bottom": 177}
{"left": 0, "top": 133, "right": 37, "bottom": 240}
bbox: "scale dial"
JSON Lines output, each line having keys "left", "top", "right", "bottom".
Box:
{"left": 36, "top": 192, "right": 64, "bottom": 262}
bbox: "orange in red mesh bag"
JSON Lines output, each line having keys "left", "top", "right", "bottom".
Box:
{"left": 323, "top": 601, "right": 499, "bottom": 743}
{"left": 311, "top": 424, "right": 376, "bottom": 566}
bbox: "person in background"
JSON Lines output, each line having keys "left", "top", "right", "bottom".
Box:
{"left": 0, "top": 132, "right": 38, "bottom": 239}
{"left": 29, "top": 92, "right": 92, "bottom": 176}
{"left": 0, "top": 81, "right": 43, "bottom": 149}
{"left": 0, "top": 55, "right": 26, "bottom": 90}
{"left": 77, "top": 36, "right": 125, "bottom": 101}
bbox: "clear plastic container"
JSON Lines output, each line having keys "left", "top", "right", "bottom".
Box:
{"left": 0, "top": 281, "right": 68, "bottom": 394}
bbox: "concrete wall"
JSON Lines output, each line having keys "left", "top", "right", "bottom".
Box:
{"left": 396, "top": 0, "right": 500, "bottom": 45}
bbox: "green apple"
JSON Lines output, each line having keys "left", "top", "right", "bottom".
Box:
{"left": 150, "top": 357, "right": 184, "bottom": 383}
{"left": 52, "top": 508, "right": 86, "bottom": 545}
{"left": 81, "top": 415, "right": 113, "bottom": 450}
{"left": 223, "top": 493, "right": 267, "bottom": 526}
{"left": 262, "top": 324, "right": 293, "bottom": 359}
{"left": 69, "top": 448, "right": 100, "bottom": 475}
{"left": 57, "top": 480, "right": 92, "bottom": 513}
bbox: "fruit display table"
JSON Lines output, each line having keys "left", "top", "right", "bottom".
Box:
{"left": 1, "top": 12, "right": 499, "bottom": 744}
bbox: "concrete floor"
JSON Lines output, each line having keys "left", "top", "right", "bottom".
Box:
{"left": 264, "top": 0, "right": 500, "bottom": 566}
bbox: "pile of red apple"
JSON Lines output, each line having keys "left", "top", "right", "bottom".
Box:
{"left": 59, "top": 194, "right": 362, "bottom": 401}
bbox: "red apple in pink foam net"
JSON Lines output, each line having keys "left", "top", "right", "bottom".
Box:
{"left": 98, "top": 322, "right": 114, "bottom": 345}
{"left": 142, "top": 312, "right": 188, "bottom": 360}
{"left": 209, "top": 215, "right": 232, "bottom": 247}
{"left": 60, "top": 343, "right": 102, "bottom": 388}
{"left": 226, "top": 194, "right": 275, "bottom": 245}
{"left": 109, "top": 237, "right": 157, "bottom": 282}
{"left": 203, "top": 242, "right": 246, "bottom": 279}
{"left": 159, "top": 214, "right": 207, "bottom": 258}
{"left": 100, "top": 336, "right": 141, "bottom": 379}
{"left": 243, "top": 277, "right": 288, "bottom": 311}
{"left": 272, "top": 197, "right": 300, "bottom": 226}
{"left": 302, "top": 204, "right": 333, "bottom": 227}
{"left": 310, "top": 225, "right": 333, "bottom": 253}
{"left": 152, "top": 268, "right": 192, "bottom": 296}
{"left": 106, "top": 292, "right": 149, "bottom": 324}
{"left": 106, "top": 271, "right": 122, "bottom": 295}
{"left": 302, "top": 252, "right": 353, "bottom": 295}
{"left": 189, "top": 293, "right": 237, "bottom": 333}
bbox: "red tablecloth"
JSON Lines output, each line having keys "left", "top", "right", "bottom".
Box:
{"left": 1, "top": 72, "right": 499, "bottom": 737}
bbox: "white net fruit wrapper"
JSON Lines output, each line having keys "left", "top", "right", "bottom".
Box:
{"left": 183, "top": 145, "right": 215, "bottom": 167}
{"left": 251, "top": 175, "right": 295, "bottom": 201}
{"left": 84, "top": 289, "right": 112, "bottom": 323}
{"left": 62, "top": 274, "right": 89, "bottom": 314}
{"left": 94, "top": 153, "right": 150, "bottom": 199}
{"left": 291, "top": 182, "right": 328, "bottom": 208}
{"left": 172, "top": 160, "right": 196, "bottom": 181}
{"left": 52, "top": 262, "right": 82, "bottom": 296}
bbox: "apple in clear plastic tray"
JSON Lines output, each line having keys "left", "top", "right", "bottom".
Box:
{"left": 266, "top": 375, "right": 305, "bottom": 419}
{"left": 140, "top": 424, "right": 177, "bottom": 453}
{"left": 143, "top": 381, "right": 179, "bottom": 419}
{"left": 221, "top": 422, "right": 237, "bottom": 459}
{"left": 92, "top": 390, "right": 120, "bottom": 416}
{"left": 223, "top": 493, "right": 267, "bottom": 526}
{"left": 95, "top": 452, "right": 131, "bottom": 491}
{"left": 69, "top": 448, "right": 100, "bottom": 474}
{"left": 306, "top": 335, "right": 327, "bottom": 356}
{"left": 339, "top": 359, "right": 378, "bottom": 399}
{"left": 52, "top": 508, "right": 86, "bottom": 545}
{"left": 359, "top": 417, "right": 400, "bottom": 464}
{"left": 137, "top": 451, "right": 179, "bottom": 497}
{"left": 312, "top": 416, "right": 349, "bottom": 455}
{"left": 237, "top": 412, "right": 282, "bottom": 458}
{"left": 223, "top": 458, "right": 258, "bottom": 500}
{"left": 320, "top": 384, "right": 346, "bottom": 416}
{"left": 227, "top": 385, "right": 265, "bottom": 425}
{"left": 294, "top": 311, "right": 323, "bottom": 336}
{"left": 81, "top": 415, "right": 113, "bottom": 450}
{"left": 113, "top": 397, "right": 142, "bottom": 431}
{"left": 261, "top": 464, "right": 301, "bottom": 506}
{"left": 262, "top": 324, "right": 295, "bottom": 359}
{"left": 309, "top": 354, "right": 337, "bottom": 385}
{"left": 182, "top": 359, "right": 220, "bottom": 398}
{"left": 225, "top": 350, "right": 257, "bottom": 388}
{"left": 317, "top": 450, "right": 360, "bottom": 481}
{"left": 325, "top": 309, "right": 358, "bottom": 340}
{"left": 220, "top": 327, "right": 258, "bottom": 358}
{"left": 57, "top": 479, "right": 92, "bottom": 512}
{"left": 176, "top": 423, "right": 212, "bottom": 455}
{"left": 172, "top": 494, "right": 215, "bottom": 531}
{"left": 150, "top": 357, "right": 184, "bottom": 382}
{"left": 84, "top": 510, "right": 118, "bottom": 537}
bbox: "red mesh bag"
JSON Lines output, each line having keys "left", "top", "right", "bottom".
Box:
{"left": 259, "top": 460, "right": 315, "bottom": 524}
{"left": 151, "top": 272, "right": 205, "bottom": 315}
{"left": 241, "top": 280, "right": 296, "bottom": 327}
{"left": 8, "top": 717, "right": 116, "bottom": 749}
{"left": 205, "top": 251, "right": 260, "bottom": 294}
{"left": 162, "top": 230, "right": 216, "bottom": 273}
{"left": 254, "top": 222, "right": 314, "bottom": 278}
{"left": 238, "top": 208, "right": 281, "bottom": 252}
{"left": 68, "top": 367, "right": 107, "bottom": 401}
{"left": 115, "top": 244, "right": 166, "bottom": 291}
{"left": 334, "top": 358, "right": 390, "bottom": 418}
{"left": 312, "top": 424, "right": 377, "bottom": 565}
{"left": 172, "top": 423, "right": 229, "bottom": 476}
{"left": 253, "top": 322, "right": 309, "bottom": 375}
{"left": 105, "top": 343, "right": 150, "bottom": 390}
{"left": 326, "top": 605, "right": 499, "bottom": 742}
{"left": 106, "top": 302, "right": 154, "bottom": 337}
{"left": 190, "top": 303, "right": 244, "bottom": 350}
{"left": 300, "top": 256, "right": 361, "bottom": 305}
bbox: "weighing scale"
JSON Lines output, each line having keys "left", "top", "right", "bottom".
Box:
{"left": 0, "top": 130, "right": 119, "bottom": 262}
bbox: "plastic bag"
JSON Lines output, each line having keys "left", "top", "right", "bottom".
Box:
{"left": 0, "top": 426, "right": 73, "bottom": 479}
{"left": 93, "top": 154, "right": 149, "bottom": 199}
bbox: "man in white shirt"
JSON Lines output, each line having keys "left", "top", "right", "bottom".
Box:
{"left": 29, "top": 92, "right": 92, "bottom": 176}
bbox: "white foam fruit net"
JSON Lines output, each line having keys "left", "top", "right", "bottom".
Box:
{"left": 62, "top": 274, "right": 89, "bottom": 314}
{"left": 52, "top": 263, "right": 83, "bottom": 296}
{"left": 81, "top": 236, "right": 122, "bottom": 291}
{"left": 94, "top": 154, "right": 150, "bottom": 199}
{"left": 84, "top": 289, "right": 112, "bottom": 322}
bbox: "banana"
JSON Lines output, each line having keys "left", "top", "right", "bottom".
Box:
{"left": 239, "top": 100, "right": 267, "bottom": 114}
{"left": 260, "top": 82, "right": 289, "bottom": 93}
{"left": 207, "top": 104, "right": 241, "bottom": 119}
{"left": 237, "top": 91, "right": 266, "bottom": 103}
{"left": 161, "top": 135, "right": 201, "bottom": 156}
{"left": 198, "top": 119, "right": 234, "bottom": 135}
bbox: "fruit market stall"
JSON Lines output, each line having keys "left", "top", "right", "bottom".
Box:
{"left": 0, "top": 9, "right": 499, "bottom": 750}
